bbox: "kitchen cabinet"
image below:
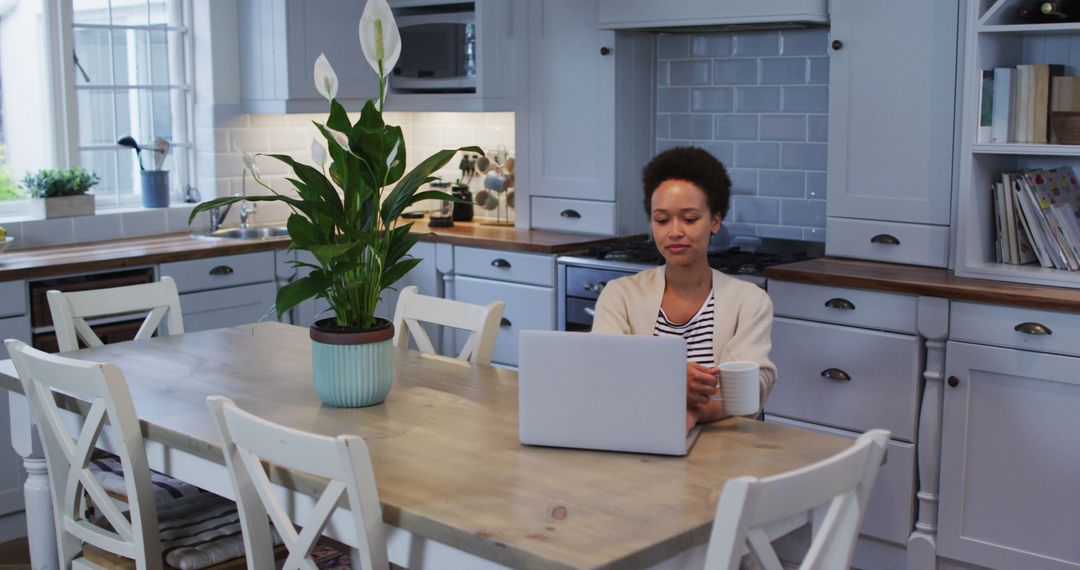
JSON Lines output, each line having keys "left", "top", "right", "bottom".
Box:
{"left": 451, "top": 245, "right": 555, "bottom": 366}
{"left": 596, "top": 0, "right": 827, "bottom": 29}
{"left": 239, "top": 0, "right": 379, "bottom": 114}
{"left": 0, "top": 280, "right": 27, "bottom": 528}
{"left": 765, "top": 280, "right": 931, "bottom": 567}
{"left": 825, "top": 0, "right": 959, "bottom": 267}
{"left": 939, "top": 339, "right": 1080, "bottom": 569}
{"left": 160, "top": 252, "right": 277, "bottom": 333}
{"left": 954, "top": 0, "right": 1080, "bottom": 290}
{"left": 523, "top": 0, "right": 653, "bottom": 236}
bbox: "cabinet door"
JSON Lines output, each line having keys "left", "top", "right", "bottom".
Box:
{"left": 0, "top": 315, "right": 29, "bottom": 517}
{"left": 527, "top": 0, "right": 616, "bottom": 201}
{"left": 180, "top": 282, "right": 278, "bottom": 333}
{"left": 453, "top": 275, "right": 555, "bottom": 366}
{"left": 826, "top": 0, "right": 957, "bottom": 225}
{"left": 939, "top": 341, "right": 1080, "bottom": 569}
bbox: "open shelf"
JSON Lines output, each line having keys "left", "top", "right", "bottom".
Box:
{"left": 972, "top": 143, "right": 1080, "bottom": 156}
{"left": 955, "top": 259, "right": 1080, "bottom": 288}
{"left": 979, "top": 23, "right": 1080, "bottom": 34}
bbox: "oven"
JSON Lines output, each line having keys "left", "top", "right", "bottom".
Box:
{"left": 556, "top": 237, "right": 823, "bottom": 331}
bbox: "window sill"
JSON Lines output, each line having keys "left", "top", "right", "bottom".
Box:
{"left": 0, "top": 202, "right": 199, "bottom": 225}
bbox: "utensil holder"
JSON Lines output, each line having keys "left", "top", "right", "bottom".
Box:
{"left": 141, "top": 170, "right": 170, "bottom": 208}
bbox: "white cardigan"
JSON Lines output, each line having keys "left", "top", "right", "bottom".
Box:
{"left": 591, "top": 266, "right": 777, "bottom": 403}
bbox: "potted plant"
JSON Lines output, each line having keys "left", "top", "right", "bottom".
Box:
{"left": 190, "top": 0, "right": 479, "bottom": 408}
{"left": 23, "top": 168, "right": 99, "bottom": 219}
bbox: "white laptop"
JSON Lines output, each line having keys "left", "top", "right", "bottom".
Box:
{"left": 518, "top": 331, "right": 703, "bottom": 456}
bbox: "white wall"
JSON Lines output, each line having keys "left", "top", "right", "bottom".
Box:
{"left": 0, "top": 0, "right": 55, "bottom": 177}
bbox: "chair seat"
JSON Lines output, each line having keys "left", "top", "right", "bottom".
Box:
{"left": 85, "top": 492, "right": 283, "bottom": 570}
{"left": 90, "top": 453, "right": 204, "bottom": 505}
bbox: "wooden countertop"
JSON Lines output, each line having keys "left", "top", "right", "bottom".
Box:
{"left": 766, "top": 257, "right": 1080, "bottom": 312}
{"left": 0, "top": 220, "right": 631, "bottom": 281}
{"left": 0, "top": 323, "right": 848, "bottom": 569}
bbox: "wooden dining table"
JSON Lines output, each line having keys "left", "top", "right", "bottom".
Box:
{"left": 1, "top": 322, "right": 849, "bottom": 569}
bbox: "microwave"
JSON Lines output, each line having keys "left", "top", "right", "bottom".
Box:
{"left": 392, "top": 9, "right": 477, "bottom": 93}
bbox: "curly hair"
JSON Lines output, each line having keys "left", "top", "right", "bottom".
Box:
{"left": 641, "top": 146, "right": 731, "bottom": 219}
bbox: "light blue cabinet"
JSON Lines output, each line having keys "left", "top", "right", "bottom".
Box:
{"left": 523, "top": 0, "right": 653, "bottom": 236}
{"left": 825, "top": 0, "right": 959, "bottom": 267}
{"left": 596, "top": 0, "right": 827, "bottom": 29}
{"left": 240, "top": 0, "right": 380, "bottom": 114}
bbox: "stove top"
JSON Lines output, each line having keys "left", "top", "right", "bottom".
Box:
{"left": 579, "top": 237, "right": 823, "bottom": 278}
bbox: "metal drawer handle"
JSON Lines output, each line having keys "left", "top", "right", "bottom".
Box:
{"left": 824, "top": 298, "right": 855, "bottom": 310}
{"left": 1014, "top": 322, "right": 1052, "bottom": 336}
{"left": 870, "top": 233, "right": 901, "bottom": 245}
{"left": 584, "top": 281, "right": 607, "bottom": 294}
{"left": 490, "top": 258, "right": 511, "bottom": 269}
{"left": 584, "top": 307, "right": 596, "bottom": 317}
{"left": 820, "top": 368, "right": 851, "bottom": 382}
{"left": 500, "top": 317, "right": 512, "bottom": 328}
{"left": 209, "top": 265, "right": 235, "bottom": 276}
{"left": 560, "top": 209, "right": 581, "bottom": 219}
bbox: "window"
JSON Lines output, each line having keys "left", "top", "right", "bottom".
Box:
{"left": 0, "top": 0, "right": 193, "bottom": 216}
{"left": 72, "top": 0, "right": 194, "bottom": 208}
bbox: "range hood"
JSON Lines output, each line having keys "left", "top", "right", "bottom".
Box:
{"left": 596, "top": 0, "right": 828, "bottom": 31}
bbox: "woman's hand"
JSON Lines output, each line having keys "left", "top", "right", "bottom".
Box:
{"left": 686, "top": 361, "right": 720, "bottom": 407}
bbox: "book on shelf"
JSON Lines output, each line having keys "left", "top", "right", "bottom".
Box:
{"left": 986, "top": 65, "right": 1067, "bottom": 144}
{"left": 979, "top": 70, "right": 994, "bottom": 143}
{"left": 993, "top": 167, "right": 1080, "bottom": 271}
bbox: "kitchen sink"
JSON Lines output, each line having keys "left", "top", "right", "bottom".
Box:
{"left": 194, "top": 226, "right": 290, "bottom": 240}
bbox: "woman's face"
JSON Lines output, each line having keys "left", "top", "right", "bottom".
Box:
{"left": 650, "top": 179, "right": 722, "bottom": 267}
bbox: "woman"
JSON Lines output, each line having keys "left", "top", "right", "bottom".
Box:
{"left": 591, "top": 147, "right": 776, "bottom": 431}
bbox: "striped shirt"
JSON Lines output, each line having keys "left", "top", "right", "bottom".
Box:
{"left": 654, "top": 291, "right": 715, "bottom": 367}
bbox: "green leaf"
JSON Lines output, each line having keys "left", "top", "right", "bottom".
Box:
{"left": 380, "top": 257, "right": 422, "bottom": 290}
{"left": 285, "top": 214, "right": 322, "bottom": 249}
{"left": 327, "top": 99, "right": 351, "bottom": 133}
{"left": 309, "top": 242, "right": 360, "bottom": 267}
{"left": 187, "top": 194, "right": 304, "bottom": 225}
{"left": 381, "top": 146, "right": 483, "bottom": 225}
{"left": 275, "top": 275, "right": 329, "bottom": 317}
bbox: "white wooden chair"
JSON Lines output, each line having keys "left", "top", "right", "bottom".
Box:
{"left": 47, "top": 276, "right": 184, "bottom": 353}
{"left": 207, "top": 395, "right": 389, "bottom": 570}
{"left": 391, "top": 285, "right": 504, "bottom": 366}
{"left": 4, "top": 339, "right": 255, "bottom": 570}
{"left": 704, "top": 429, "right": 890, "bottom": 570}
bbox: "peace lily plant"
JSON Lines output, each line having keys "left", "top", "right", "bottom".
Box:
{"left": 191, "top": 0, "right": 480, "bottom": 407}
{"left": 191, "top": 0, "right": 479, "bottom": 332}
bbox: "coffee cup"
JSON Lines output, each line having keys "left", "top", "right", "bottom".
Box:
{"left": 711, "top": 361, "right": 760, "bottom": 416}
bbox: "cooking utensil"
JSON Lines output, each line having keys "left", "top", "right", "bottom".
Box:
{"left": 475, "top": 155, "right": 492, "bottom": 174}
{"left": 484, "top": 172, "right": 509, "bottom": 193}
{"left": 152, "top": 138, "right": 171, "bottom": 170}
{"left": 506, "top": 190, "right": 515, "bottom": 209}
{"left": 474, "top": 190, "right": 498, "bottom": 210}
{"left": 117, "top": 136, "right": 145, "bottom": 171}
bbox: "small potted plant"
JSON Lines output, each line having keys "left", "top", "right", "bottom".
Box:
{"left": 191, "top": 0, "right": 479, "bottom": 408}
{"left": 23, "top": 168, "right": 99, "bottom": 219}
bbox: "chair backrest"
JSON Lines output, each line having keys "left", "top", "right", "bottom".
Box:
{"left": 390, "top": 285, "right": 504, "bottom": 365}
{"left": 47, "top": 276, "right": 184, "bottom": 352}
{"left": 704, "top": 429, "right": 890, "bottom": 570}
{"left": 4, "top": 339, "right": 163, "bottom": 570}
{"left": 207, "top": 396, "right": 388, "bottom": 570}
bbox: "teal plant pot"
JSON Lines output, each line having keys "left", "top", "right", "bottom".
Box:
{"left": 309, "top": 318, "right": 395, "bottom": 407}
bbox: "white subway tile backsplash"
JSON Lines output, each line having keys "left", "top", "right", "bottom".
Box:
{"left": 758, "top": 171, "right": 806, "bottom": 198}
{"left": 670, "top": 115, "right": 714, "bottom": 140}
{"left": 756, "top": 225, "right": 803, "bottom": 240}
{"left": 122, "top": 209, "right": 168, "bottom": 237}
{"left": 658, "top": 34, "right": 690, "bottom": 59}
{"left": 715, "top": 115, "right": 758, "bottom": 140}
{"left": 735, "top": 142, "right": 781, "bottom": 169}
{"left": 735, "top": 87, "right": 781, "bottom": 112}
{"left": 782, "top": 29, "right": 829, "bottom": 56}
{"left": 732, "top": 196, "right": 780, "bottom": 224}
{"left": 670, "top": 60, "right": 712, "bottom": 85}
{"left": 760, "top": 115, "right": 807, "bottom": 142}
{"left": 21, "top": 218, "right": 74, "bottom": 247}
{"left": 73, "top": 213, "right": 123, "bottom": 243}
{"left": 782, "top": 85, "right": 829, "bottom": 113}
{"left": 728, "top": 169, "right": 758, "bottom": 196}
{"left": 658, "top": 88, "right": 691, "bottom": 112}
{"left": 780, "top": 198, "right": 826, "bottom": 227}
{"left": 228, "top": 129, "right": 272, "bottom": 152}
{"left": 690, "top": 34, "right": 732, "bottom": 58}
{"left": 697, "top": 141, "right": 734, "bottom": 165}
{"left": 249, "top": 114, "right": 290, "bottom": 128}
{"left": 713, "top": 60, "right": 758, "bottom": 85}
{"left": 781, "top": 143, "right": 827, "bottom": 171}
{"left": 735, "top": 32, "right": 780, "bottom": 57}
{"left": 657, "top": 61, "right": 670, "bottom": 87}
{"left": 807, "top": 115, "right": 829, "bottom": 142}
{"left": 761, "top": 58, "right": 808, "bottom": 85}
{"left": 691, "top": 88, "right": 734, "bottom": 112}
{"left": 809, "top": 57, "right": 829, "bottom": 84}
{"left": 806, "top": 172, "right": 827, "bottom": 199}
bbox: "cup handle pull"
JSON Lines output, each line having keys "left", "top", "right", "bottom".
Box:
{"left": 824, "top": 298, "right": 855, "bottom": 310}
{"left": 870, "top": 233, "right": 901, "bottom": 245}
{"left": 560, "top": 209, "right": 581, "bottom": 219}
{"left": 500, "top": 317, "right": 512, "bottom": 328}
{"left": 820, "top": 368, "right": 851, "bottom": 382}
{"left": 209, "top": 265, "right": 234, "bottom": 276}
{"left": 490, "top": 258, "right": 511, "bottom": 269}
{"left": 1014, "top": 322, "right": 1052, "bottom": 335}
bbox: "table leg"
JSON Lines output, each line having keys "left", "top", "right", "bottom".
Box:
{"left": 10, "top": 393, "right": 58, "bottom": 570}
{"left": 909, "top": 297, "right": 948, "bottom": 570}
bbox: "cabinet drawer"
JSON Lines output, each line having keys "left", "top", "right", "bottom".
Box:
{"left": 454, "top": 276, "right": 555, "bottom": 367}
{"left": 565, "top": 266, "right": 631, "bottom": 300}
{"left": 826, "top": 217, "right": 949, "bottom": 268}
{"left": 161, "top": 252, "right": 275, "bottom": 293}
{"left": 531, "top": 197, "right": 616, "bottom": 235}
{"left": 454, "top": 246, "right": 555, "bottom": 287}
{"left": 765, "top": 318, "right": 921, "bottom": 442}
{"left": 180, "top": 282, "right": 277, "bottom": 333}
{"left": 951, "top": 301, "right": 1080, "bottom": 358}
{"left": 769, "top": 281, "right": 917, "bottom": 334}
{"left": 765, "top": 416, "right": 916, "bottom": 545}
{"left": 0, "top": 281, "right": 26, "bottom": 318}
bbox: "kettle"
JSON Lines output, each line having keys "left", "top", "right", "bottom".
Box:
{"left": 451, "top": 183, "right": 474, "bottom": 221}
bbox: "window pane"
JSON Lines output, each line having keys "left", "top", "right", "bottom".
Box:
{"left": 77, "top": 90, "right": 117, "bottom": 146}
{"left": 111, "top": 0, "right": 147, "bottom": 26}
{"left": 149, "top": 28, "right": 169, "bottom": 85}
{"left": 79, "top": 150, "right": 119, "bottom": 203}
{"left": 74, "top": 28, "right": 112, "bottom": 86}
{"left": 0, "top": 0, "right": 54, "bottom": 203}
{"left": 73, "top": 0, "right": 111, "bottom": 25}
{"left": 113, "top": 89, "right": 133, "bottom": 145}
{"left": 151, "top": 89, "right": 172, "bottom": 141}
{"left": 148, "top": 0, "right": 169, "bottom": 26}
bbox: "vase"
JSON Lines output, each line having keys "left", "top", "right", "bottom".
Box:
{"left": 309, "top": 317, "right": 395, "bottom": 407}
{"left": 29, "top": 195, "right": 95, "bottom": 219}
{"left": 140, "top": 170, "right": 170, "bottom": 208}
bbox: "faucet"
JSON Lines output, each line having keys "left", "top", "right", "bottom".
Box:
{"left": 239, "top": 200, "right": 257, "bottom": 229}
{"left": 209, "top": 193, "right": 242, "bottom": 232}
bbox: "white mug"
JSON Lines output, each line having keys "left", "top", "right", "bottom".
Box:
{"left": 712, "top": 361, "right": 760, "bottom": 416}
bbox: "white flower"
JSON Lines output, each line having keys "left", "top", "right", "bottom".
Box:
{"left": 386, "top": 139, "right": 400, "bottom": 168}
{"left": 240, "top": 151, "right": 261, "bottom": 179}
{"left": 313, "top": 53, "right": 338, "bottom": 101}
{"left": 329, "top": 129, "right": 350, "bottom": 151}
{"left": 359, "top": 0, "right": 400, "bottom": 78}
{"left": 311, "top": 139, "right": 327, "bottom": 168}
